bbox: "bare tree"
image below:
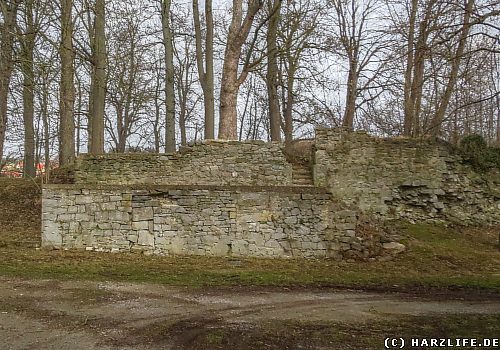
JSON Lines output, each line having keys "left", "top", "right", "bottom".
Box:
{"left": 105, "top": 2, "right": 153, "bottom": 153}
{"left": 219, "top": 0, "right": 263, "bottom": 140}
{"left": 428, "top": 0, "right": 475, "bottom": 136}
{"left": 278, "top": 0, "right": 322, "bottom": 142}
{"left": 329, "top": 0, "right": 386, "bottom": 129}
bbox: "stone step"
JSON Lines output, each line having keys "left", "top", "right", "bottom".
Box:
{"left": 293, "top": 173, "right": 312, "bottom": 178}
{"left": 293, "top": 171, "right": 311, "bottom": 176}
{"left": 291, "top": 164, "right": 314, "bottom": 186}
{"left": 293, "top": 182, "right": 314, "bottom": 186}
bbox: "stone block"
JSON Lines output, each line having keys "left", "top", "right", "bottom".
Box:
{"left": 94, "top": 211, "right": 109, "bottom": 222}
{"left": 132, "top": 207, "right": 154, "bottom": 221}
{"left": 75, "top": 196, "right": 93, "bottom": 205}
{"left": 127, "top": 234, "right": 138, "bottom": 243}
{"left": 137, "top": 230, "right": 155, "bottom": 246}
{"left": 382, "top": 242, "right": 406, "bottom": 254}
{"left": 108, "top": 211, "right": 130, "bottom": 222}
{"left": 232, "top": 239, "right": 249, "bottom": 255}
{"left": 101, "top": 202, "right": 117, "bottom": 211}
{"left": 42, "top": 221, "right": 62, "bottom": 248}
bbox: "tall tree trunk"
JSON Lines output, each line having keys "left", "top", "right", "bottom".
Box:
{"left": 266, "top": 0, "right": 281, "bottom": 141}
{"left": 177, "top": 60, "right": 189, "bottom": 146}
{"left": 89, "top": 0, "right": 106, "bottom": 154}
{"left": 193, "top": 0, "right": 215, "bottom": 139}
{"left": 21, "top": 0, "right": 36, "bottom": 177}
{"left": 178, "top": 88, "right": 187, "bottom": 146}
{"left": 429, "top": 0, "right": 474, "bottom": 136}
{"left": 41, "top": 70, "right": 50, "bottom": 181}
{"left": 408, "top": 11, "right": 431, "bottom": 137}
{"left": 153, "top": 65, "right": 162, "bottom": 153}
{"left": 161, "top": 0, "right": 176, "bottom": 152}
{"left": 59, "top": 0, "right": 75, "bottom": 165}
{"left": 115, "top": 106, "right": 126, "bottom": 153}
{"left": 0, "top": 0, "right": 19, "bottom": 165}
{"left": 403, "top": 0, "right": 418, "bottom": 136}
{"left": 76, "top": 76, "right": 82, "bottom": 155}
{"left": 219, "top": 0, "right": 262, "bottom": 140}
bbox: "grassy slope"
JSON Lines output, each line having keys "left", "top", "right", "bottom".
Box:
{"left": 0, "top": 178, "right": 499, "bottom": 290}
{"left": 0, "top": 177, "right": 41, "bottom": 244}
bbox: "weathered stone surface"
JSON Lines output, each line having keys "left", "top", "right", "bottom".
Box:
{"left": 41, "top": 186, "right": 382, "bottom": 259}
{"left": 74, "top": 141, "right": 293, "bottom": 187}
{"left": 314, "top": 128, "right": 500, "bottom": 225}
{"left": 41, "top": 128, "right": 499, "bottom": 260}
{"left": 132, "top": 207, "right": 153, "bottom": 221}
{"left": 382, "top": 242, "right": 406, "bottom": 254}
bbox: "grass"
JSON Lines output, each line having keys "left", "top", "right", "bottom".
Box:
{"left": 0, "top": 177, "right": 499, "bottom": 291}
{"left": 185, "top": 315, "right": 500, "bottom": 349}
{"left": 0, "top": 223, "right": 498, "bottom": 290}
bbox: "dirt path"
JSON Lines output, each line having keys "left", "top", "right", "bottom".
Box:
{"left": 0, "top": 277, "right": 499, "bottom": 349}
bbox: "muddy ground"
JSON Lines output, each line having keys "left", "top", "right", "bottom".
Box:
{"left": 1, "top": 277, "right": 499, "bottom": 350}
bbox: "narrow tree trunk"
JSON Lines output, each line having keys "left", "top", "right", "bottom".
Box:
{"left": 409, "top": 17, "right": 429, "bottom": 137}
{"left": 41, "top": 71, "right": 50, "bottom": 181}
{"left": 283, "top": 67, "right": 295, "bottom": 143}
{"left": 179, "top": 90, "right": 187, "bottom": 146}
{"left": 89, "top": 0, "right": 106, "bottom": 154}
{"left": 193, "top": 0, "right": 215, "bottom": 139}
{"left": 116, "top": 106, "right": 126, "bottom": 153}
{"left": 204, "top": 0, "right": 215, "bottom": 140}
{"left": 76, "top": 77, "right": 82, "bottom": 155}
{"left": 59, "top": 0, "right": 75, "bottom": 165}
{"left": 178, "top": 61, "right": 189, "bottom": 146}
{"left": 21, "top": 0, "right": 36, "bottom": 177}
{"left": 266, "top": 0, "right": 281, "bottom": 141}
{"left": 153, "top": 66, "right": 162, "bottom": 153}
{"left": 403, "top": 0, "right": 418, "bottom": 136}
{"left": 161, "top": 0, "right": 176, "bottom": 152}
{"left": 0, "top": 1, "right": 19, "bottom": 165}
{"left": 342, "top": 58, "right": 358, "bottom": 129}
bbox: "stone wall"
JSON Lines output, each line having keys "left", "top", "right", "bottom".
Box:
{"left": 41, "top": 128, "right": 499, "bottom": 259}
{"left": 75, "top": 140, "right": 292, "bottom": 186}
{"left": 313, "top": 128, "right": 500, "bottom": 224}
{"left": 42, "top": 185, "right": 384, "bottom": 259}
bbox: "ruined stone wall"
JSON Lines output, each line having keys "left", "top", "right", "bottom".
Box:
{"left": 41, "top": 128, "right": 499, "bottom": 259}
{"left": 313, "top": 128, "right": 500, "bottom": 224}
{"left": 75, "top": 140, "right": 292, "bottom": 186}
{"left": 42, "top": 185, "right": 384, "bottom": 259}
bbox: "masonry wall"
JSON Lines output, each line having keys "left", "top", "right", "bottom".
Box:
{"left": 313, "top": 128, "right": 500, "bottom": 224}
{"left": 75, "top": 140, "right": 293, "bottom": 186}
{"left": 42, "top": 185, "right": 383, "bottom": 259}
{"left": 41, "top": 128, "right": 499, "bottom": 259}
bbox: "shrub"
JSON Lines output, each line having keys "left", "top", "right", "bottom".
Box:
{"left": 459, "top": 135, "right": 500, "bottom": 171}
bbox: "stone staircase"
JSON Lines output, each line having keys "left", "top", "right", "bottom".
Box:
{"left": 292, "top": 164, "right": 314, "bottom": 186}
